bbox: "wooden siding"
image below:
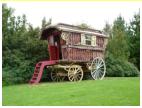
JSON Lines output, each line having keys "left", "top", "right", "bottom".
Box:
{"left": 61, "top": 46, "right": 104, "bottom": 62}
{"left": 96, "top": 36, "right": 104, "bottom": 48}
{"left": 61, "top": 31, "right": 106, "bottom": 62}
{"left": 61, "top": 31, "right": 106, "bottom": 49}
{"left": 68, "top": 32, "right": 81, "bottom": 45}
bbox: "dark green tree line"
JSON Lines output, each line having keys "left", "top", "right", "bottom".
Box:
{"left": 104, "top": 15, "right": 139, "bottom": 77}
{"left": 127, "top": 13, "right": 140, "bottom": 70}
{"left": 2, "top": 4, "right": 50, "bottom": 86}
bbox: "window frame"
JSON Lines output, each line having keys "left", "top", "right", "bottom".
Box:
{"left": 81, "top": 33, "right": 96, "bottom": 46}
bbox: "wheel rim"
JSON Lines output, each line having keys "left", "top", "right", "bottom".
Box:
{"left": 68, "top": 65, "right": 83, "bottom": 82}
{"left": 51, "top": 71, "right": 66, "bottom": 82}
{"left": 91, "top": 57, "right": 106, "bottom": 80}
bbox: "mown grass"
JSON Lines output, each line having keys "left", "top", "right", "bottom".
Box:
{"left": 2, "top": 77, "right": 140, "bottom": 106}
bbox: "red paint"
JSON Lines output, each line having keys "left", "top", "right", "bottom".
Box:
{"left": 47, "top": 35, "right": 60, "bottom": 61}
{"left": 49, "top": 46, "right": 59, "bottom": 60}
{"left": 29, "top": 60, "right": 57, "bottom": 84}
{"left": 30, "top": 33, "right": 61, "bottom": 84}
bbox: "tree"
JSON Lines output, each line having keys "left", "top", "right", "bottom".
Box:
{"left": 105, "top": 15, "right": 139, "bottom": 77}
{"left": 41, "top": 17, "right": 52, "bottom": 30}
{"left": 106, "top": 16, "right": 129, "bottom": 60}
{"left": 2, "top": 4, "right": 14, "bottom": 39}
{"left": 78, "top": 23, "right": 90, "bottom": 29}
{"left": 103, "top": 22, "right": 112, "bottom": 38}
{"left": 127, "top": 13, "right": 140, "bottom": 70}
{"left": 2, "top": 5, "right": 49, "bottom": 85}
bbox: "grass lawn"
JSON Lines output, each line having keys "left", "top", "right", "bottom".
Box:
{"left": 2, "top": 77, "right": 140, "bottom": 106}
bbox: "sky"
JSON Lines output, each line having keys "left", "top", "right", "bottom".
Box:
{"left": 7, "top": 2, "right": 140, "bottom": 30}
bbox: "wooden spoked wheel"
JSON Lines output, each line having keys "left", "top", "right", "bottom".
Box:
{"left": 91, "top": 57, "right": 106, "bottom": 80}
{"left": 51, "top": 71, "right": 66, "bottom": 82}
{"left": 68, "top": 65, "right": 83, "bottom": 82}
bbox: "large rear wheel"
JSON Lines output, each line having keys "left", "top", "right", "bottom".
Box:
{"left": 91, "top": 57, "right": 106, "bottom": 80}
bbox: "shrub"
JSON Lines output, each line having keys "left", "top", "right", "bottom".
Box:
{"left": 2, "top": 66, "right": 34, "bottom": 86}
{"left": 105, "top": 56, "right": 139, "bottom": 77}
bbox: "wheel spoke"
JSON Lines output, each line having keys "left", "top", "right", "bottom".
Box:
{"left": 95, "top": 74, "right": 98, "bottom": 79}
{"left": 73, "top": 76, "right": 77, "bottom": 81}
{"left": 70, "top": 76, "right": 74, "bottom": 81}
{"left": 76, "top": 75, "right": 81, "bottom": 80}
{"left": 54, "top": 77, "right": 57, "bottom": 81}
{"left": 70, "top": 74, "right": 74, "bottom": 78}
{"left": 76, "top": 68, "right": 81, "bottom": 73}
{"left": 94, "top": 71, "right": 98, "bottom": 79}
{"left": 68, "top": 73, "right": 74, "bottom": 76}
{"left": 76, "top": 73, "right": 82, "bottom": 76}
{"left": 99, "top": 71, "right": 103, "bottom": 77}
{"left": 98, "top": 63, "right": 104, "bottom": 69}
{"left": 92, "top": 69, "right": 97, "bottom": 74}
{"left": 96, "top": 70, "right": 101, "bottom": 79}
{"left": 96, "top": 70, "right": 100, "bottom": 78}
{"left": 92, "top": 71, "right": 96, "bottom": 78}
{"left": 98, "top": 60, "right": 103, "bottom": 66}
{"left": 61, "top": 76, "right": 65, "bottom": 80}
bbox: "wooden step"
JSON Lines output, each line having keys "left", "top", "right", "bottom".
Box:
{"left": 37, "top": 63, "right": 42, "bottom": 66}
{"left": 35, "top": 70, "right": 39, "bottom": 74}
{"left": 33, "top": 74, "right": 38, "bottom": 77}
{"left": 29, "top": 60, "right": 57, "bottom": 84}
{"left": 36, "top": 66, "right": 40, "bottom": 68}
{"left": 32, "top": 77, "right": 37, "bottom": 80}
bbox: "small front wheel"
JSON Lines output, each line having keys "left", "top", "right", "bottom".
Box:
{"left": 68, "top": 65, "right": 83, "bottom": 82}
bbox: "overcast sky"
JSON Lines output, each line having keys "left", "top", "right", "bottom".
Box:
{"left": 7, "top": 2, "right": 140, "bottom": 30}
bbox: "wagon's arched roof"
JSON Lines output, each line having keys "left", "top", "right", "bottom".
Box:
{"left": 56, "top": 23, "right": 107, "bottom": 37}
{"left": 57, "top": 23, "right": 102, "bottom": 34}
{"left": 41, "top": 23, "right": 108, "bottom": 40}
{"left": 41, "top": 26, "right": 61, "bottom": 40}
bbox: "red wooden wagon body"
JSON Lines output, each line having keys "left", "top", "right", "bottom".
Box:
{"left": 29, "top": 23, "right": 108, "bottom": 84}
